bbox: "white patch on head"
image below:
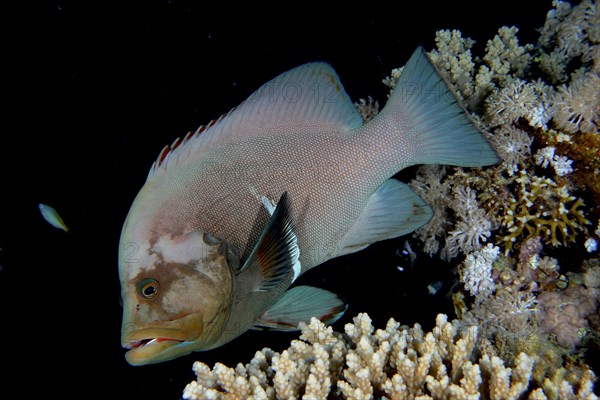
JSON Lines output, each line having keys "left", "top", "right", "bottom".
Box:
{"left": 152, "top": 231, "right": 206, "bottom": 264}
{"left": 120, "top": 241, "right": 158, "bottom": 281}
{"left": 120, "top": 230, "right": 225, "bottom": 285}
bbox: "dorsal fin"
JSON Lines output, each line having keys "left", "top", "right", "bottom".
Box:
{"left": 146, "top": 62, "right": 362, "bottom": 181}
{"left": 146, "top": 110, "right": 235, "bottom": 180}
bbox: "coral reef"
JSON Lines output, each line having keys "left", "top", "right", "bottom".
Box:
{"left": 459, "top": 238, "right": 600, "bottom": 382}
{"left": 416, "top": 2, "right": 600, "bottom": 378}
{"left": 183, "top": 314, "right": 597, "bottom": 399}
{"left": 407, "top": 0, "right": 599, "bottom": 259}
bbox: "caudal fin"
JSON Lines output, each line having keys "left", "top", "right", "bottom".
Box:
{"left": 379, "top": 47, "right": 499, "bottom": 167}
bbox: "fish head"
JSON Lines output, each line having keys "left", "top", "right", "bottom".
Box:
{"left": 119, "top": 219, "right": 236, "bottom": 366}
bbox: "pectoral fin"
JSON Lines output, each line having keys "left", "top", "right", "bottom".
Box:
{"left": 237, "top": 192, "right": 300, "bottom": 292}
{"left": 253, "top": 286, "right": 347, "bottom": 331}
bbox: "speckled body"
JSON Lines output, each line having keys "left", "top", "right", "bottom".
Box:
{"left": 121, "top": 121, "right": 404, "bottom": 343}
{"left": 119, "top": 49, "right": 498, "bottom": 364}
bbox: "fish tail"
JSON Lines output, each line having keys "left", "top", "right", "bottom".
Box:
{"left": 372, "top": 47, "right": 499, "bottom": 167}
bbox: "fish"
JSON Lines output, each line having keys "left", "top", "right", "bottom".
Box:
{"left": 119, "top": 47, "right": 499, "bottom": 365}
{"left": 39, "top": 203, "right": 69, "bottom": 232}
{"left": 427, "top": 281, "right": 443, "bottom": 295}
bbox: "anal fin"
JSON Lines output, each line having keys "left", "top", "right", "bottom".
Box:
{"left": 336, "top": 179, "right": 432, "bottom": 256}
{"left": 253, "top": 286, "right": 347, "bottom": 331}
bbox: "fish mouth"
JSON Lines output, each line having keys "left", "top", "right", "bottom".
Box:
{"left": 123, "top": 329, "right": 196, "bottom": 366}
{"left": 124, "top": 337, "right": 185, "bottom": 350}
{"left": 122, "top": 314, "right": 204, "bottom": 365}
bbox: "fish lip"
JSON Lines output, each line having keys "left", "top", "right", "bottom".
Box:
{"left": 121, "top": 314, "right": 205, "bottom": 365}
{"left": 124, "top": 337, "right": 190, "bottom": 366}
{"left": 123, "top": 332, "right": 192, "bottom": 366}
{"left": 122, "top": 328, "right": 193, "bottom": 350}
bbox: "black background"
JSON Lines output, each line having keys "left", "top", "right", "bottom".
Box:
{"left": 3, "top": 1, "right": 550, "bottom": 398}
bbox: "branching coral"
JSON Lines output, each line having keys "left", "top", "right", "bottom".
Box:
{"left": 183, "top": 313, "right": 598, "bottom": 399}
{"left": 460, "top": 245, "right": 540, "bottom": 359}
{"left": 498, "top": 171, "right": 590, "bottom": 254}
{"left": 402, "top": 4, "right": 599, "bottom": 391}
{"left": 428, "top": 29, "right": 478, "bottom": 102}
{"left": 483, "top": 26, "right": 533, "bottom": 86}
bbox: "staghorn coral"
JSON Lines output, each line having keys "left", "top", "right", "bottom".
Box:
{"left": 183, "top": 313, "right": 598, "bottom": 399}
{"left": 497, "top": 170, "right": 590, "bottom": 254}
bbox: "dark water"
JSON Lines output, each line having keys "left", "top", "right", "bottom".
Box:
{"left": 3, "top": 1, "right": 557, "bottom": 398}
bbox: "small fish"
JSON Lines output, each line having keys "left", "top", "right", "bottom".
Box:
{"left": 39, "top": 203, "right": 69, "bottom": 232}
{"left": 119, "top": 47, "right": 498, "bottom": 365}
{"left": 427, "top": 281, "right": 443, "bottom": 295}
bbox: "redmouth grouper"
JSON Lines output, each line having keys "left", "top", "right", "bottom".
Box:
{"left": 119, "top": 47, "right": 498, "bottom": 365}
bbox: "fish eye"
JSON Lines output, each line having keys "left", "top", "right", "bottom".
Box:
{"left": 139, "top": 278, "right": 159, "bottom": 299}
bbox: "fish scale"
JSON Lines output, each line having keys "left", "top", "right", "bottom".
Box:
{"left": 146, "top": 131, "right": 367, "bottom": 269}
